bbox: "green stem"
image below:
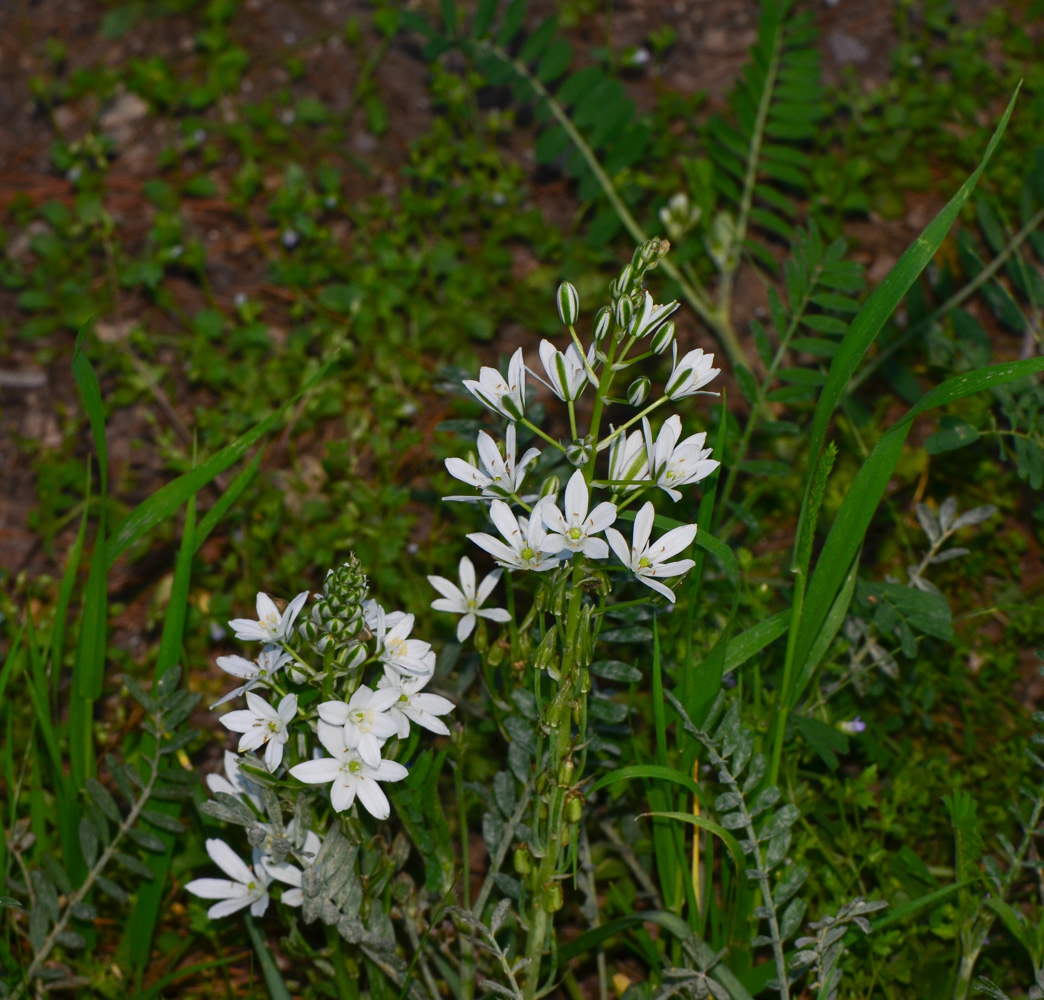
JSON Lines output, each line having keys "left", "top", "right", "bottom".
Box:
{"left": 521, "top": 417, "right": 566, "bottom": 453}
{"left": 595, "top": 396, "right": 668, "bottom": 452}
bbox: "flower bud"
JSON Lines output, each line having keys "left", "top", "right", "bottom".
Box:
{"left": 627, "top": 376, "right": 650, "bottom": 407}
{"left": 593, "top": 306, "right": 612, "bottom": 344}
{"left": 565, "top": 436, "right": 593, "bottom": 467}
{"left": 556, "top": 281, "right": 579, "bottom": 326}
{"left": 513, "top": 846, "right": 532, "bottom": 875}
{"left": 614, "top": 264, "right": 634, "bottom": 297}
{"left": 567, "top": 795, "right": 584, "bottom": 824}
{"left": 613, "top": 294, "right": 634, "bottom": 331}
{"left": 650, "top": 319, "right": 675, "bottom": 354}
{"left": 542, "top": 883, "right": 564, "bottom": 913}
{"left": 557, "top": 758, "right": 575, "bottom": 786}
{"left": 539, "top": 475, "right": 560, "bottom": 499}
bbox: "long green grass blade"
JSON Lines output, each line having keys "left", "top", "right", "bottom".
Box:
{"left": 640, "top": 811, "right": 746, "bottom": 876}
{"left": 244, "top": 913, "right": 294, "bottom": 1000}
{"left": 556, "top": 910, "right": 694, "bottom": 963}
{"left": 123, "top": 495, "right": 196, "bottom": 972}
{"left": 804, "top": 87, "right": 1019, "bottom": 475}
{"left": 587, "top": 764, "right": 705, "bottom": 801}
{"left": 49, "top": 491, "right": 88, "bottom": 703}
{"left": 194, "top": 447, "right": 263, "bottom": 550}
{"left": 794, "top": 356, "right": 1044, "bottom": 686}
{"left": 106, "top": 357, "right": 338, "bottom": 567}
{"left": 722, "top": 611, "right": 789, "bottom": 674}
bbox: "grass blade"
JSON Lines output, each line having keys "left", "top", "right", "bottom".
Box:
{"left": 244, "top": 913, "right": 293, "bottom": 1000}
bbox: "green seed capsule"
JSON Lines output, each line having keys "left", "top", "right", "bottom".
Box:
{"left": 513, "top": 847, "right": 531, "bottom": 875}
{"left": 572, "top": 701, "right": 582, "bottom": 725}
{"left": 567, "top": 796, "right": 584, "bottom": 824}
{"left": 558, "top": 758, "right": 575, "bottom": 786}
{"left": 543, "top": 883, "right": 564, "bottom": 913}
{"left": 487, "top": 641, "right": 505, "bottom": 666}
{"left": 579, "top": 668, "right": 591, "bottom": 694}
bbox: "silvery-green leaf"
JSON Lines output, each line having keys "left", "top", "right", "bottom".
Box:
{"left": 916, "top": 503, "right": 941, "bottom": 544}
{"left": 87, "top": 778, "right": 122, "bottom": 825}
{"left": 779, "top": 896, "right": 807, "bottom": 940}
{"left": 764, "top": 830, "right": 792, "bottom": 869}
{"left": 95, "top": 876, "right": 127, "bottom": 904}
{"left": 951, "top": 504, "right": 997, "bottom": 530}
{"left": 114, "top": 850, "right": 155, "bottom": 879}
{"left": 56, "top": 931, "right": 86, "bottom": 950}
{"left": 930, "top": 547, "right": 970, "bottom": 563}
{"left": 939, "top": 496, "right": 959, "bottom": 531}
{"left": 490, "top": 898, "right": 511, "bottom": 935}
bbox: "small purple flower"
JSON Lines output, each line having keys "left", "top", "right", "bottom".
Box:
{"left": 839, "top": 716, "right": 866, "bottom": 735}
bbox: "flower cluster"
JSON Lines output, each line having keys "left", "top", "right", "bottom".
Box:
{"left": 434, "top": 240, "right": 721, "bottom": 621}
{"left": 187, "top": 556, "right": 455, "bottom": 918}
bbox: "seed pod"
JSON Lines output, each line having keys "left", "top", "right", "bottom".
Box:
{"left": 556, "top": 281, "right": 579, "bottom": 326}
{"left": 543, "top": 883, "right": 564, "bottom": 913}
{"left": 513, "top": 847, "right": 532, "bottom": 875}
{"left": 571, "top": 701, "right": 581, "bottom": 726}
{"left": 487, "top": 641, "right": 505, "bottom": 667}
{"left": 627, "top": 376, "right": 650, "bottom": 407}
{"left": 567, "top": 795, "right": 584, "bottom": 824}
{"left": 558, "top": 758, "right": 575, "bottom": 786}
{"left": 579, "top": 668, "right": 592, "bottom": 694}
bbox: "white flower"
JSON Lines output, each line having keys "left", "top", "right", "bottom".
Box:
{"left": 206, "top": 750, "right": 263, "bottom": 810}
{"left": 378, "top": 667, "right": 456, "bottom": 738}
{"left": 220, "top": 691, "right": 298, "bottom": 771}
{"left": 373, "top": 608, "right": 433, "bottom": 676}
{"left": 210, "top": 647, "right": 291, "bottom": 708}
{"left": 628, "top": 290, "right": 679, "bottom": 340}
{"left": 444, "top": 425, "right": 541, "bottom": 502}
{"left": 605, "top": 501, "right": 697, "bottom": 602}
{"left": 534, "top": 339, "right": 596, "bottom": 402}
{"left": 289, "top": 722, "right": 409, "bottom": 819}
{"left": 428, "top": 556, "right": 511, "bottom": 641}
{"left": 643, "top": 415, "right": 720, "bottom": 502}
{"left": 664, "top": 344, "right": 720, "bottom": 400}
{"left": 261, "top": 825, "right": 321, "bottom": 907}
{"left": 318, "top": 685, "right": 400, "bottom": 768}
{"left": 184, "top": 838, "right": 270, "bottom": 919}
{"left": 467, "top": 499, "right": 558, "bottom": 572}
{"left": 605, "top": 426, "right": 649, "bottom": 494}
{"left": 540, "top": 469, "right": 617, "bottom": 560}
{"left": 228, "top": 591, "right": 309, "bottom": 643}
{"left": 362, "top": 599, "right": 407, "bottom": 634}
{"left": 462, "top": 347, "right": 526, "bottom": 421}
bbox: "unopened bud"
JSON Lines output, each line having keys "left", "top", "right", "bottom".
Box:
{"left": 627, "top": 376, "right": 650, "bottom": 407}
{"left": 650, "top": 319, "right": 675, "bottom": 354}
{"left": 593, "top": 306, "right": 612, "bottom": 343}
{"left": 615, "top": 264, "right": 634, "bottom": 297}
{"left": 565, "top": 436, "right": 593, "bottom": 467}
{"left": 556, "top": 281, "right": 579, "bottom": 326}
{"left": 539, "top": 475, "right": 560, "bottom": 499}
{"left": 613, "top": 294, "right": 634, "bottom": 331}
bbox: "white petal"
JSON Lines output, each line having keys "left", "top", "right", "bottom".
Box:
{"left": 445, "top": 456, "right": 488, "bottom": 488}
{"left": 185, "top": 878, "right": 243, "bottom": 900}
{"left": 209, "top": 894, "right": 257, "bottom": 919}
{"left": 220, "top": 709, "right": 256, "bottom": 734}
{"left": 474, "top": 568, "right": 502, "bottom": 606}
{"left": 456, "top": 613, "right": 476, "bottom": 642}
{"left": 633, "top": 502, "right": 656, "bottom": 553}
{"left": 564, "top": 469, "right": 588, "bottom": 521}
{"left": 206, "top": 839, "right": 255, "bottom": 886}
{"left": 355, "top": 778, "right": 391, "bottom": 820}
{"left": 605, "top": 527, "right": 631, "bottom": 567}
{"left": 330, "top": 777, "right": 357, "bottom": 812}
{"left": 458, "top": 556, "right": 477, "bottom": 600}
{"left": 290, "top": 759, "right": 343, "bottom": 784}
{"left": 216, "top": 655, "right": 259, "bottom": 680}
{"left": 318, "top": 701, "right": 350, "bottom": 725}
{"left": 653, "top": 523, "right": 698, "bottom": 561}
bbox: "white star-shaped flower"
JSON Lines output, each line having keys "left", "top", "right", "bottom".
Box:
{"left": 467, "top": 500, "right": 557, "bottom": 572}
{"left": 428, "top": 556, "right": 511, "bottom": 641}
{"left": 444, "top": 425, "right": 541, "bottom": 502}
{"left": 534, "top": 339, "right": 596, "bottom": 402}
{"left": 605, "top": 501, "right": 697, "bottom": 602}
{"left": 540, "top": 469, "right": 617, "bottom": 560}
{"left": 643, "top": 415, "right": 719, "bottom": 502}
{"left": 205, "top": 750, "right": 263, "bottom": 810}
{"left": 228, "top": 591, "right": 309, "bottom": 643}
{"left": 220, "top": 691, "right": 298, "bottom": 771}
{"left": 378, "top": 665, "right": 456, "bottom": 738}
{"left": 664, "top": 344, "right": 720, "bottom": 400}
{"left": 373, "top": 608, "right": 432, "bottom": 676}
{"left": 184, "top": 838, "right": 270, "bottom": 919}
{"left": 462, "top": 347, "right": 526, "bottom": 421}
{"left": 289, "top": 722, "right": 409, "bottom": 819}
{"left": 317, "top": 685, "right": 401, "bottom": 768}
{"left": 628, "top": 290, "right": 679, "bottom": 340}
{"left": 210, "top": 647, "right": 291, "bottom": 709}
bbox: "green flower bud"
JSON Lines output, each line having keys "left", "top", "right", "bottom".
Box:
{"left": 614, "top": 294, "right": 634, "bottom": 331}
{"left": 556, "top": 281, "right": 579, "bottom": 326}
{"left": 540, "top": 475, "right": 560, "bottom": 499}
{"left": 627, "top": 376, "right": 650, "bottom": 407}
{"left": 650, "top": 319, "right": 675, "bottom": 354}
{"left": 565, "top": 436, "right": 593, "bottom": 467}
{"left": 593, "top": 306, "right": 612, "bottom": 343}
